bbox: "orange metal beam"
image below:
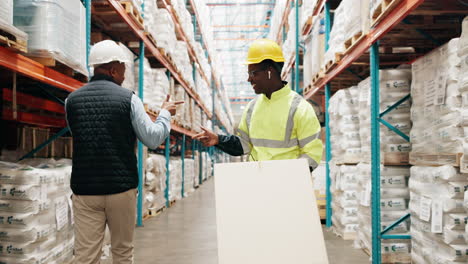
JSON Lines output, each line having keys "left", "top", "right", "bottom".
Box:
{"left": 304, "top": 0, "right": 425, "bottom": 99}
{"left": 212, "top": 25, "right": 269, "bottom": 28}
{"left": 214, "top": 38, "right": 259, "bottom": 41}
{"left": 3, "top": 109, "right": 66, "bottom": 127}
{"left": 3, "top": 89, "right": 65, "bottom": 114}
{"left": 0, "top": 47, "right": 82, "bottom": 92}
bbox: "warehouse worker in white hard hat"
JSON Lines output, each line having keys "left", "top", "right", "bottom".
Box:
{"left": 65, "top": 40, "right": 183, "bottom": 264}
{"left": 193, "top": 38, "right": 323, "bottom": 170}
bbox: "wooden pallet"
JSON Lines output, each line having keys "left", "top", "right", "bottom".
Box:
{"left": 26, "top": 55, "right": 88, "bottom": 83}
{"left": 344, "top": 31, "right": 365, "bottom": 54}
{"left": 383, "top": 152, "right": 409, "bottom": 165}
{"left": 315, "top": 190, "right": 326, "bottom": 220}
{"left": 371, "top": 0, "right": 403, "bottom": 27}
{"left": 0, "top": 28, "right": 27, "bottom": 53}
{"left": 312, "top": 71, "right": 325, "bottom": 85}
{"left": 324, "top": 53, "right": 343, "bottom": 73}
{"left": 121, "top": 1, "right": 144, "bottom": 28}
{"left": 409, "top": 152, "right": 462, "bottom": 167}
{"left": 145, "top": 32, "right": 158, "bottom": 47}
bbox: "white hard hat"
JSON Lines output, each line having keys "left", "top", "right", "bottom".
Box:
{"left": 88, "top": 40, "right": 130, "bottom": 66}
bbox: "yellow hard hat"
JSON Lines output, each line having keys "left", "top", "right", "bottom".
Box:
{"left": 245, "top": 39, "right": 285, "bottom": 65}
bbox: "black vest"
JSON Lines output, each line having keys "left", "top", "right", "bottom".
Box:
{"left": 66, "top": 76, "right": 138, "bottom": 195}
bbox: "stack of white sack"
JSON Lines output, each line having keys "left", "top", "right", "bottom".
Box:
{"left": 411, "top": 38, "right": 463, "bottom": 159}
{"left": 303, "top": 15, "right": 325, "bottom": 86}
{"left": 169, "top": 0, "right": 196, "bottom": 48}
{"left": 458, "top": 17, "right": 468, "bottom": 172}
{"left": 169, "top": 158, "right": 183, "bottom": 202}
{"left": 147, "top": 154, "right": 167, "bottom": 212}
{"left": 135, "top": 66, "right": 169, "bottom": 113}
{"left": 172, "top": 84, "right": 186, "bottom": 125}
{"left": 119, "top": 44, "right": 136, "bottom": 92}
{"left": 342, "top": 0, "right": 369, "bottom": 42}
{"left": 323, "top": 0, "right": 369, "bottom": 69}
{"left": 173, "top": 41, "right": 195, "bottom": 90}
{"left": 0, "top": 159, "right": 74, "bottom": 264}
{"left": 194, "top": 42, "right": 212, "bottom": 83}
{"left": 322, "top": 1, "right": 345, "bottom": 68}
{"left": 330, "top": 164, "right": 360, "bottom": 239}
{"left": 300, "top": 0, "right": 318, "bottom": 31}
{"left": 14, "top": 0, "right": 87, "bottom": 76}
{"left": 409, "top": 165, "right": 468, "bottom": 264}
{"left": 358, "top": 68, "right": 412, "bottom": 163}
{"left": 196, "top": 72, "right": 213, "bottom": 115}
{"left": 184, "top": 159, "right": 196, "bottom": 197}
{"left": 354, "top": 163, "right": 412, "bottom": 263}
{"left": 329, "top": 86, "right": 361, "bottom": 163}
{"left": 144, "top": 7, "right": 177, "bottom": 59}
{"left": 194, "top": 152, "right": 200, "bottom": 187}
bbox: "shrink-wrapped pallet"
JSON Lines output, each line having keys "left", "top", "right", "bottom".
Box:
{"left": 14, "top": 0, "right": 87, "bottom": 75}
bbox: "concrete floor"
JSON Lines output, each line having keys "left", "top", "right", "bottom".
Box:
{"left": 134, "top": 178, "right": 369, "bottom": 264}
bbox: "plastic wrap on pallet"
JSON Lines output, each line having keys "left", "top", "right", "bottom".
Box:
{"left": 0, "top": 159, "right": 74, "bottom": 264}
{"left": 193, "top": 152, "right": 200, "bottom": 187}
{"left": 409, "top": 165, "right": 468, "bottom": 264}
{"left": 13, "top": 0, "right": 87, "bottom": 76}
{"left": 169, "top": 158, "right": 183, "bottom": 202}
{"left": 173, "top": 41, "right": 195, "bottom": 89}
{"left": 410, "top": 38, "right": 468, "bottom": 172}
{"left": 281, "top": 7, "right": 301, "bottom": 72}
{"left": 358, "top": 69, "right": 412, "bottom": 163}
{"left": 354, "top": 163, "right": 412, "bottom": 263}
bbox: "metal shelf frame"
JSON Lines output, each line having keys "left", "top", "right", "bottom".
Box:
{"left": 310, "top": 0, "right": 435, "bottom": 263}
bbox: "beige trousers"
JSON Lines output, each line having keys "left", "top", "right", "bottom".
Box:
{"left": 73, "top": 188, "right": 137, "bottom": 264}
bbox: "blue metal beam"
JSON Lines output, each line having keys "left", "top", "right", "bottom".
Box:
{"left": 381, "top": 213, "right": 410, "bottom": 235}
{"left": 378, "top": 118, "right": 410, "bottom": 142}
{"left": 380, "top": 94, "right": 411, "bottom": 118}
{"left": 19, "top": 127, "right": 70, "bottom": 161}
{"left": 370, "top": 42, "right": 382, "bottom": 264}
{"left": 324, "top": 0, "right": 332, "bottom": 229}
{"left": 136, "top": 40, "right": 145, "bottom": 227}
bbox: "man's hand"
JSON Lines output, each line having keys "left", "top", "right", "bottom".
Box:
{"left": 161, "top": 95, "right": 184, "bottom": 116}
{"left": 192, "top": 126, "right": 219, "bottom": 147}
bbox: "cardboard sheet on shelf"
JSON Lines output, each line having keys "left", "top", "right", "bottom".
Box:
{"left": 214, "top": 159, "right": 329, "bottom": 264}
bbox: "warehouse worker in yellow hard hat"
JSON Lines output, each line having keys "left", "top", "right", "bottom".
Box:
{"left": 193, "top": 38, "right": 323, "bottom": 170}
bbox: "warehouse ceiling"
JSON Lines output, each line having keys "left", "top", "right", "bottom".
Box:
{"left": 207, "top": 0, "right": 276, "bottom": 122}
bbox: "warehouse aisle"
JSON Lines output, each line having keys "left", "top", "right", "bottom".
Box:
{"left": 134, "top": 178, "right": 369, "bottom": 263}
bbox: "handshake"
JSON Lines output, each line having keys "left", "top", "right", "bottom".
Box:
{"left": 161, "top": 95, "right": 184, "bottom": 116}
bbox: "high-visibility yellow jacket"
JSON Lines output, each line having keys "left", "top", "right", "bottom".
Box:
{"left": 237, "top": 84, "right": 323, "bottom": 169}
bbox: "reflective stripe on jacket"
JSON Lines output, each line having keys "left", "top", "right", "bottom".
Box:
{"left": 236, "top": 84, "right": 323, "bottom": 169}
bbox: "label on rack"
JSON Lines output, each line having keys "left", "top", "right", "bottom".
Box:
{"left": 420, "top": 196, "right": 432, "bottom": 222}
{"left": 425, "top": 80, "right": 436, "bottom": 107}
{"left": 68, "top": 195, "right": 74, "bottom": 225}
{"left": 431, "top": 200, "right": 443, "bottom": 233}
{"left": 56, "top": 198, "right": 68, "bottom": 230}
{"left": 434, "top": 70, "right": 447, "bottom": 105}
{"left": 362, "top": 181, "right": 371, "bottom": 207}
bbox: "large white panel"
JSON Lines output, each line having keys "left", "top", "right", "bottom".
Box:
{"left": 214, "top": 159, "right": 329, "bottom": 264}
